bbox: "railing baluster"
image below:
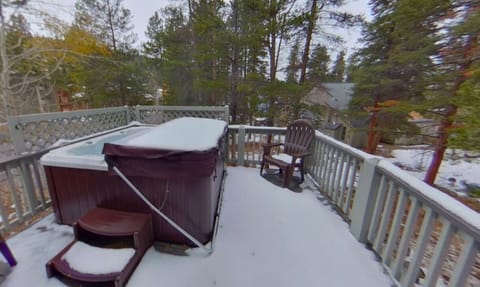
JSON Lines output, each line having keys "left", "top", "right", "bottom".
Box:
{"left": 401, "top": 207, "right": 435, "bottom": 286}
{"left": 231, "top": 130, "right": 237, "bottom": 163}
{"left": 382, "top": 189, "right": 408, "bottom": 266}
{"left": 391, "top": 197, "right": 420, "bottom": 278}
{"left": 343, "top": 158, "right": 357, "bottom": 217}
{"left": 327, "top": 145, "right": 336, "bottom": 195}
{"left": 324, "top": 145, "right": 334, "bottom": 195}
{"left": 308, "top": 139, "right": 318, "bottom": 180}
{"left": 316, "top": 141, "right": 326, "bottom": 184}
{"left": 329, "top": 149, "right": 340, "bottom": 199}
{"left": 423, "top": 219, "right": 454, "bottom": 287}
{"left": 373, "top": 181, "right": 396, "bottom": 252}
{"left": 319, "top": 144, "right": 327, "bottom": 192}
{"left": 237, "top": 126, "right": 245, "bottom": 166}
{"left": 320, "top": 144, "right": 330, "bottom": 194}
{"left": 447, "top": 233, "right": 478, "bottom": 287}
{"left": 367, "top": 175, "right": 388, "bottom": 243}
{"left": 30, "top": 158, "right": 47, "bottom": 209}
{"left": 334, "top": 152, "right": 345, "bottom": 205}
{"left": 4, "top": 165, "right": 24, "bottom": 223}
{"left": 18, "top": 160, "right": 38, "bottom": 213}
{"left": 324, "top": 145, "right": 332, "bottom": 195}
{"left": 339, "top": 154, "right": 351, "bottom": 213}
{"left": 0, "top": 170, "right": 10, "bottom": 229}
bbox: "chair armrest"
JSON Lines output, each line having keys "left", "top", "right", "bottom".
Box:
{"left": 289, "top": 151, "right": 311, "bottom": 163}
{"left": 291, "top": 151, "right": 310, "bottom": 158}
{"left": 262, "top": 142, "right": 282, "bottom": 148}
{"left": 262, "top": 142, "right": 283, "bottom": 155}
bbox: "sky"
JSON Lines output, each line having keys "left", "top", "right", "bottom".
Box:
{"left": 31, "top": 0, "right": 371, "bottom": 54}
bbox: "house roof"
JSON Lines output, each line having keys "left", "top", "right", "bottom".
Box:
{"left": 303, "top": 83, "right": 354, "bottom": 111}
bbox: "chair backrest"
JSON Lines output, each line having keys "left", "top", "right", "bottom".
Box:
{"left": 283, "top": 119, "right": 315, "bottom": 155}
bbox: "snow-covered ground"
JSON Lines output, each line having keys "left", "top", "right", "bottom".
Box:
{"left": 2, "top": 167, "right": 392, "bottom": 287}
{"left": 384, "top": 146, "right": 480, "bottom": 195}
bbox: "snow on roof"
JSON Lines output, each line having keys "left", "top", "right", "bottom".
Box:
{"left": 323, "top": 83, "right": 354, "bottom": 110}
{"left": 4, "top": 167, "right": 392, "bottom": 287}
{"left": 303, "top": 83, "right": 354, "bottom": 110}
{"left": 124, "top": 117, "right": 227, "bottom": 151}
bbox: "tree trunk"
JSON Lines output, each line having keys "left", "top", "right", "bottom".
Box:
{"left": 365, "top": 107, "right": 379, "bottom": 154}
{"left": 424, "top": 109, "right": 454, "bottom": 185}
{"left": 299, "top": 0, "right": 319, "bottom": 84}
{"left": 0, "top": 2, "right": 12, "bottom": 120}
{"left": 230, "top": 0, "right": 240, "bottom": 123}
{"left": 424, "top": 26, "right": 477, "bottom": 185}
{"left": 35, "top": 86, "right": 45, "bottom": 113}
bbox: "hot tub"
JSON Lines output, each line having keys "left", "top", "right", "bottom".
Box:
{"left": 41, "top": 118, "right": 227, "bottom": 246}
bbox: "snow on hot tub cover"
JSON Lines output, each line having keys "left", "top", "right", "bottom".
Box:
{"left": 102, "top": 117, "right": 227, "bottom": 178}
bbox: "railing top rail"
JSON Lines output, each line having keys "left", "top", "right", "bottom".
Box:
{"left": 228, "top": 125, "right": 286, "bottom": 132}
{"left": 8, "top": 106, "right": 128, "bottom": 123}
{"left": 377, "top": 160, "right": 480, "bottom": 240}
{"left": 136, "top": 105, "right": 228, "bottom": 112}
{"left": 314, "top": 130, "right": 377, "bottom": 161}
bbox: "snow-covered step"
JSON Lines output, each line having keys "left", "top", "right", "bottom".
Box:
{"left": 46, "top": 208, "right": 153, "bottom": 287}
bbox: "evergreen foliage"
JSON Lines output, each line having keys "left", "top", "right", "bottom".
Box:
{"left": 349, "top": 0, "right": 451, "bottom": 153}
{"left": 329, "top": 50, "right": 346, "bottom": 82}
{"left": 307, "top": 44, "right": 331, "bottom": 84}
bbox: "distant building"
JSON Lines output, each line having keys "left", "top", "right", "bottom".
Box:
{"left": 302, "top": 83, "right": 367, "bottom": 148}
{"left": 56, "top": 89, "right": 89, "bottom": 112}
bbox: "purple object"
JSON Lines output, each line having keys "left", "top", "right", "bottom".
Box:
{"left": 0, "top": 242, "right": 17, "bottom": 267}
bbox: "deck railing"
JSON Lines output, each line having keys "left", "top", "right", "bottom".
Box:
{"left": 0, "top": 150, "right": 51, "bottom": 232}
{"left": 7, "top": 105, "right": 229, "bottom": 153}
{"left": 1, "top": 116, "right": 478, "bottom": 286}
{"left": 229, "top": 125, "right": 479, "bottom": 287}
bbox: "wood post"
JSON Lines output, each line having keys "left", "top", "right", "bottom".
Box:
{"left": 350, "top": 157, "right": 381, "bottom": 242}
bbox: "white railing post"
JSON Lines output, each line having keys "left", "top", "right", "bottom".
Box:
{"left": 7, "top": 116, "right": 26, "bottom": 153}
{"left": 223, "top": 105, "right": 230, "bottom": 123}
{"left": 134, "top": 105, "right": 141, "bottom": 122}
{"left": 237, "top": 125, "right": 245, "bottom": 166}
{"left": 350, "top": 157, "right": 381, "bottom": 242}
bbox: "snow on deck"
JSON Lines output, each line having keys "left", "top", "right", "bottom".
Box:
{"left": 3, "top": 167, "right": 392, "bottom": 287}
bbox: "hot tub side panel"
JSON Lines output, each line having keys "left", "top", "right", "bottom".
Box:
{"left": 44, "top": 164, "right": 224, "bottom": 246}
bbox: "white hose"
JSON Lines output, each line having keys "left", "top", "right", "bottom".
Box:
{"left": 110, "top": 164, "right": 213, "bottom": 255}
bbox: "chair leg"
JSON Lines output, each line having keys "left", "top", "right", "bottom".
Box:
{"left": 300, "top": 162, "right": 306, "bottom": 183}
{"left": 283, "top": 166, "right": 294, "bottom": 188}
{"left": 0, "top": 235, "right": 16, "bottom": 267}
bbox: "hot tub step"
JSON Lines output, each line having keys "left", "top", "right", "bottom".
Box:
{"left": 46, "top": 208, "right": 154, "bottom": 287}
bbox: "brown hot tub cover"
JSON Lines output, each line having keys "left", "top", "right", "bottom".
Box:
{"left": 102, "top": 117, "right": 227, "bottom": 178}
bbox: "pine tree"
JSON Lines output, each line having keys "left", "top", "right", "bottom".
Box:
{"left": 286, "top": 39, "right": 301, "bottom": 83}
{"left": 329, "top": 50, "right": 346, "bottom": 82}
{"left": 190, "top": 0, "right": 229, "bottom": 105}
{"left": 424, "top": 1, "right": 479, "bottom": 184}
{"left": 298, "top": 0, "right": 361, "bottom": 84}
{"left": 307, "top": 44, "right": 330, "bottom": 84}
{"left": 74, "top": 0, "right": 135, "bottom": 52}
{"left": 145, "top": 6, "right": 194, "bottom": 105}
{"left": 73, "top": 0, "right": 138, "bottom": 106}
{"left": 350, "top": 0, "right": 449, "bottom": 154}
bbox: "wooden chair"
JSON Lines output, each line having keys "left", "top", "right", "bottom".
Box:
{"left": 260, "top": 119, "right": 315, "bottom": 188}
